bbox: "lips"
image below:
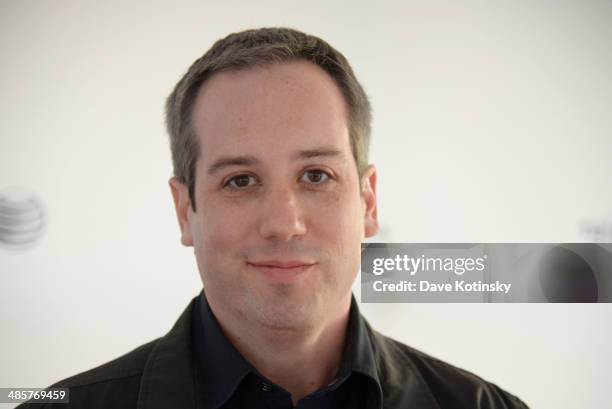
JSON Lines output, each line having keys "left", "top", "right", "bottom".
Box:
{"left": 246, "top": 260, "right": 316, "bottom": 283}
{"left": 247, "top": 260, "right": 316, "bottom": 269}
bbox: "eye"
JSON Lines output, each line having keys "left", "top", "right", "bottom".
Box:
{"left": 225, "top": 174, "right": 257, "bottom": 189}
{"left": 300, "top": 169, "right": 331, "bottom": 184}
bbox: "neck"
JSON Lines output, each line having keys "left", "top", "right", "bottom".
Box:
{"left": 208, "top": 294, "right": 352, "bottom": 405}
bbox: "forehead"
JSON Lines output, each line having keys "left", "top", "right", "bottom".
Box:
{"left": 191, "top": 60, "right": 351, "bottom": 163}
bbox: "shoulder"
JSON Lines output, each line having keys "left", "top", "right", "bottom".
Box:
{"left": 367, "top": 325, "right": 529, "bottom": 409}
{"left": 18, "top": 338, "right": 160, "bottom": 409}
{"left": 18, "top": 295, "right": 198, "bottom": 409}
{"left": 54, "top": 338, "right": 158, "bottom": 388}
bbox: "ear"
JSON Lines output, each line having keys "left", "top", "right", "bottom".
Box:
{"left": 360, "top": 164, "right": 379, "bottom": 238}
{"left": 169, "top": 177, "right": 194, "bottom": 246}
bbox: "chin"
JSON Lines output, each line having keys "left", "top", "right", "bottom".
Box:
{"left": 248, "top": 293, "right": 323, "bottom": 331}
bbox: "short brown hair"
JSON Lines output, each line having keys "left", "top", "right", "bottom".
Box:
{"left": 165, "top": 27, "right": 372, "bottom": 211}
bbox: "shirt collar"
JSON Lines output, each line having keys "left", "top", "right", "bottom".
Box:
{"left": 337, "top": 292, "right": 383, "bottom": 409}
{"left": 192, "top": 290, "right": 252, "bottom": 409}
{"left": 192, "top": 290, "right": 383, "bottom": 409}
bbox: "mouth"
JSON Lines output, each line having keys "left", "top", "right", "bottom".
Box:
{"left": 246, "top": 260, "right": 317, "bottom": 283}
{"left": 247, "top": 260, "right": 316, "bottom": 268}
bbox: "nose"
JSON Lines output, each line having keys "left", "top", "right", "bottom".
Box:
{"left": 257, "top": 187, "right": 307, "bottom": 242}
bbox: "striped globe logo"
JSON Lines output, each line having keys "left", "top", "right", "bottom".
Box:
{"left": 0, "top": 187, "right": 45, "bottom": 248}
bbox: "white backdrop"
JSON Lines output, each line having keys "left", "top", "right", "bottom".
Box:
{"left": 2, "top": 1, "right": 612, "bottom": 408}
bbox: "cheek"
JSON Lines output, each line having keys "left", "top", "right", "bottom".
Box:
{"left": 310, "top": 190, "right": 364, "bottom": 267}
{"left": 315, "top": 188, "right": 364, "bottom": 237}
{"left": 193, "top": 205, "right": 250, "bottom": 269}
{"left": 316, "top": 210, "right": 362, "bottom": 247}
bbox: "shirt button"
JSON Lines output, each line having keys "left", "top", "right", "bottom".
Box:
{"left": 261, "top": 382, "right": 270, "bottom": 392}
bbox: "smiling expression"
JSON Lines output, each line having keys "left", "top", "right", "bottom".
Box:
{"left": 170, "top": 60, "right": 378, "bottom": 330}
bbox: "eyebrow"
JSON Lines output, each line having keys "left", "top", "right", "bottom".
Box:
{"left": 207, "top": 147, "right": 343, "bottom": 175}
{"left": 207, "top": 156, "right": 258, "bottom": 175}
{"left": 293, "top": 147, "right": 342, "bottom": 160}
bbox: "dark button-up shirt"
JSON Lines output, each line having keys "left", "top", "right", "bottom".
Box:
{"left": 18, "top": 292, "right": 530, "bottom": 409}
{"left": 191, "top": 291, "right": 383, "bottom": 409}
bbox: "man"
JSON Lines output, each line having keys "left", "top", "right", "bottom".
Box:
{"left": 22, "top": 27, "right": 528, "bottom": 408}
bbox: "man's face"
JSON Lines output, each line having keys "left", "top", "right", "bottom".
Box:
{"left": 170, "top": 60, "right": 378, "bottom": 330}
